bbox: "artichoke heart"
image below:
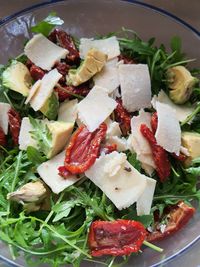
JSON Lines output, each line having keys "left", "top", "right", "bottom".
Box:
{"left": 167, "top": 66, "right": 197, "bottom": 104}
{"left": 7, "top": 180, "right": 47, "bottom": 212}
{"left": 67, "top": 48, "right": 107, "bottom": 86}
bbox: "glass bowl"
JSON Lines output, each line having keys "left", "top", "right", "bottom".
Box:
{"left": 0, "top": 1, "right": 199, "bottom": 266}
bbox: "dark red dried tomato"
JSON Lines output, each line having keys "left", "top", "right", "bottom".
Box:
{"left": 114, "top": 98, "right": 131, "bottom": 136}
{"left": 54, "top": 84, "right": 90, "bottom": 102}
{"left": 101, "top": 143, "right": 117, "bottom": 154}
{"left": 147, "top": 201, "right": 195, "bottom": 242}
{"left": 58, "top": 165, "right": 72, "bottom": 179}
{"left": 25, "top": 59, "right": 33, "bottom": 69}
{"left": 118, "top": 55, "right": 137, "bottom": 64}
{"left": 151, "top": 112, "right": 158, "bottom": 134}
{"left": 63, "top": 123, "right": 107, "bottom": 174}
{"left": 140, "top": 124, "right": 170, "bottom": 182}
{"left": 30, "top": 64, "right": 45, "bottom": 81}
{"left": 8, "top": 108, "right": 21, "bottom": 146}
{"left": 88, "top": 220, "right": 147, "bottom": 257}
{"left": 54, "top": 62, "right": 70, "bottom": 84}
{"left": 0, "top": 127, "right": 6, "bottom": 147}
{"left": 49, "top": 29, "right": 80, "bottom": 63}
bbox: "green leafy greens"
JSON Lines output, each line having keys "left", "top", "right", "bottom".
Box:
{"left": 31, "top": 12, "right": 64, "bottom": 36}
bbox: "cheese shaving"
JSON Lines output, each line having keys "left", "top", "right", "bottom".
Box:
{"left": 0, "top": 102, "right": 11, "bottom": 135}
{"left": 86, "top": 152, "right": 147, "bottom": 210}
{"left": 152, "top": 90, "right": 194, "bottom": 122}
{"left": 24, "top": 34, "right": 68, "bottom": 70}
{"left": 37, "top": 151, "right": 79, "bottom": 194}
{"left": 30, "top": 69, "right": 62, "bottom": 111}
{"left": 79, "top": 36, "right": 120, "bottom": 60}
{"left": 119, "top": 64, "right": 151, "bottom": 112}
{"left": 77, "top": 86, "right": 117, "bottom": 132}
{"left": 155, "top": 101, "right": 181, "bottom": 155}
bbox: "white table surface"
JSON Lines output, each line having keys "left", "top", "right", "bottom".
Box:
{"left": 0, "top": 1, "right": 199, "bottom": 267}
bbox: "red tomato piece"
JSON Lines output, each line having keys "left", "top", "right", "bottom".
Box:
{"left": 100, "top": 143, "right": 117, "bottom": 154}
{"left": 147, "top": 201, "right": 195, "bottom": 242}
{"left": 114, "top": 98, "right": 131, "bottom": 136}
{"left": 140, "top": 124, "right": 170, "bottom": 182}
{"left": 64, "top": 123, "right": 107, "bottom": 174}
{"left": 0, "top": 127, "right": 6, "bottom": 147}
{"left": 8, "top": 108, "right": 21, "bottom": 146}
{"left": 88, "top": 220, "right": 147, "bottom": 257}
{"left": 49, "top": 29, "right": 80, "bottom": 63}
{"left": 118, "top": 54, "right": 137, "bottom": 64}
{"left": 30, "top": 64, "right": 45, "bottom": 81}
{"left": 54, "top": 84, "right": 90, "bottom": 102}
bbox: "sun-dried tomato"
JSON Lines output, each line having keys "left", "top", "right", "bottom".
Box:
{"left": 151, "top": 112, "right": 158, "bottom": 134}
{"left": 88, "top": 220, "right": 147, "bottom": 257}
{"left": 25, "top": 59, "right": 33, "bottom": 69}
{"left": 114, "top": 98, "right": 131, "bottom": 136}
{"left": 140, "top": 124, "right": 170, "bottom": 182}
{"left": 58, "top": 165, "right": 72, "bottom": 179}
{"left": 0, "top": 127, "right": 6, "bottom": 147}
{"left": 54, "top": 62, "right": 70, "bottom": 84}
{"left": 49, "top": 29, "right": 80, "bottom": 63}
{"left": 63, "top": 123, "right": 107, "bottom": 174}
{"left": 151, "top": 112, "right": 187, "bottom": 162}
{"left": 30, "top": 64, "right": 45, "bottom": 81}
{"left": 54, "top": 84, "right": 90, "bottom": 101}
{"left": 147, "top": 201, "right": 195, "bottom": 242}
{"left": 8, "top": 108, "right": 21, "bottom": 146}
{"left": 118, "top": 55, "right": 137, "bottom": 64}
{"left": 101, "top": 143, "right": 117, "bottom": 154}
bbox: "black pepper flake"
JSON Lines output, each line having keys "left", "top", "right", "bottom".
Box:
{"left": 124, "top": 167, "right": 132, "bottom": 172}
{"left": 115, "top": 187, "right": 120, "bottom": 191}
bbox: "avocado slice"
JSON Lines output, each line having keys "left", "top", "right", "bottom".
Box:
{"left": 181, "top": 132, "right": 200, "bottom": 166}
{"left": 67, "top": 48, "right": 107, "bottom": 86}
{"left": 47, "top": 121, "right": 74, "bottom": 158}
{"left": 2, "top": 60, "right": 32, "bottom": 96}
{"left": 167, "top": 66, "right": 198, "bottom": 104}
{"left": 40, "top": 92, "right": 59, "bottom": 120}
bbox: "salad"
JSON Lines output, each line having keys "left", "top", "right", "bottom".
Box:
{"left": 0, "top": 12, "right": 200, "bottom": 267}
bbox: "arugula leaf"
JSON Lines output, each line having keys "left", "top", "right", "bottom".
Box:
{"left": 26, "top": 146, "right": 47, "bottom": 165}
{"left": 127, "top": 151, "right": 141, "bottom": 171}
{"left": 29, "top": 117, "right": 52, "bottom": 156}
{"left": 170, "top": 36, "right": 185, "bottom": 62}
{"left": 31, "top": 12, "right": 64, "bottom": 36}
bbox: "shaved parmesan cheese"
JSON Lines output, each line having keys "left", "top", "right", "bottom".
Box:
{"left": 37, "top": 151, "right": 79, "bottom": 194}
{"left": 19, "top": 117, "right": 37, "bottom": 150}
{"left": 58, "top": 99, "right": 78, "bottom": 124}
{"left": 141, "top": 163, "right": 155, "bottom": 176}
{"left": 103, "top": 151, "right": 127, "bottom": 177}
{"left": 77, "top": 86, "right": 117, "bottom": 132}
{"left": 86, "top": 152, "right": 147, "bottom": 210}
{"left": 79, "top": 37, "right": 120, "bottom": 60}
{"left": 30, "top": 69, "right": 62, "bottom": 111}
{"left": 180, "top": 146, "right": 190, "bottom": 156}
{"left": 152, "top": 90, "right": 194, "bottom": 122}
{"left": 106, "top": 119, "right": 121, "bottom": 137}
{"left": 25, "top": 80, "right": 42, "bottom": 104}
{"left": 155, "top": 101, "right": 181, "bottom": 155}
{"left": 93, "top": 61, "right": 120, "bottom": 94}
{"left": 0, "top": 102, "right": 11, "bottom": 134}
{"left": 108, "top": 136, "right": 128, "bottom": 152}
{"left": 129, "top": 110, "right": 156, "bottom": 172}
{"left": 119, "top": 64, "right": 151, "bottom": 112}
{"left": 24, "top": 34, "right": 68, "bottom": 70}
{"left": 137, "top": 177, "right": 156, "bottom": 215}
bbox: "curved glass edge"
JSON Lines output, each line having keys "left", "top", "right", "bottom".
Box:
{"left": 0, "top": 0, "right": 199, "bottom": 266}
